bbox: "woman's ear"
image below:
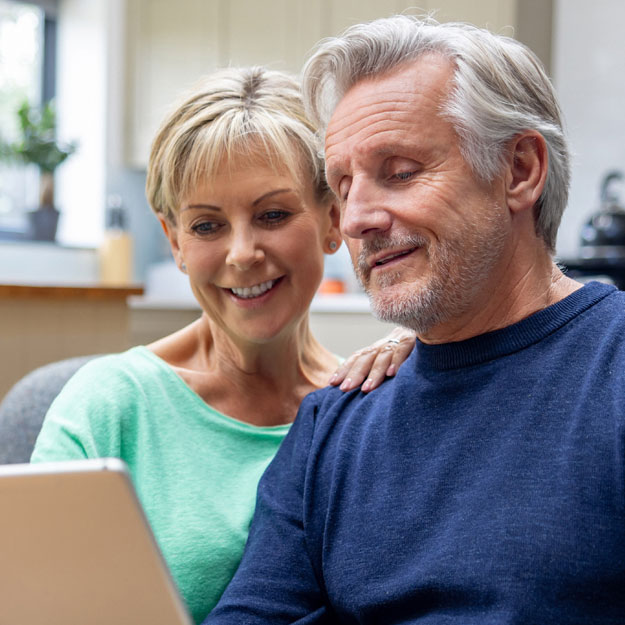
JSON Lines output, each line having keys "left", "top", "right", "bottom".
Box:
{"left": 324, "top": 201, "right": 342, "bottom": 254}
{"left": 159, "top": 216, "right": 185, "bottom": 271}
{"left": 505, "top": 131, "right": 548, "bottom": 214}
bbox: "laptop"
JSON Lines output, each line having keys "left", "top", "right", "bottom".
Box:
{"left": 0, "top": 458, "right": 193, "bottom": 625}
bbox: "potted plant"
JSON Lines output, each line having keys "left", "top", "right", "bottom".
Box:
{"left": 0, "top": 100, "right": 77, "bottom": 241}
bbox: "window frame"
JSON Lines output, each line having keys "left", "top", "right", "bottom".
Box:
{"left": 0, "top": 0, "right": 58, "bottom": 239}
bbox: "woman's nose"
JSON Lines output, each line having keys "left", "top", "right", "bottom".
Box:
{"left": 226, "top": 230, "right": 265, "bottom": 270}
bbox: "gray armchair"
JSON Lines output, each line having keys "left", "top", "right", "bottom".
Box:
{"left": 0, "top": 355, "right": 99, "bottom": 464}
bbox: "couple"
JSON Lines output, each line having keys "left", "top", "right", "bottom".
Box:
{"left": 41, "top": 14, "right": 625, "bottom": 625}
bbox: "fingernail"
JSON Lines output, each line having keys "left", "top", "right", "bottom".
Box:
{"left": 362, "top": 379, "right": 372, "bottom": 392}
{"left": 386, "top": 364, "right": 396, "bottom": 377}
{"left": 329, "top": 373, "right": 338, "bottom": 384}
{"left": 340, "top": 378, "right": 352, "bottom": 391}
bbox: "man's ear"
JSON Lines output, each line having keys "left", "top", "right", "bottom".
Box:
{"left": 505, "top": 131, "right": 548, "bottom": 214}
{"left": 159, "top": 216, "right": 184, "bottom": 270}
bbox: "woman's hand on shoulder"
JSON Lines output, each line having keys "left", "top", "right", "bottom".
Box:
{"left": 329, "top": 327, "right": 416, "bottom": 393}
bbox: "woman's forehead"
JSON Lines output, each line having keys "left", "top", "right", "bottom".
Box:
{"left": 192, "top": 146, "right": 309, "bottom": 189}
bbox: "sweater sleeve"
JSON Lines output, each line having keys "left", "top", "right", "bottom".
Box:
{"left": 204, "top": 393, "right": 331, "bottom": 624}
{"left": 30, "top": 356, "right": 125, "bottom": 463}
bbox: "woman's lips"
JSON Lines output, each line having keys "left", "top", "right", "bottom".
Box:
{"left": 226, "top": 276, "right": 284, "bottom": 302}
{"left": 229, "top": 278, "right": 277, "bottom": 299}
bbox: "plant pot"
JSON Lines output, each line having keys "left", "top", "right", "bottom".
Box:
{"left": 27, "top": 205, "right": 59, "bottom": 242}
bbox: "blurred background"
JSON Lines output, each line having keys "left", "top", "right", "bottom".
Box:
{"left": 1, "top": 0, "right": 624, "bottom": 397}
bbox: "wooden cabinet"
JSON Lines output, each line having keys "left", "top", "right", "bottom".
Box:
{"left": 0, "top": 285, "right": 143, "bottom": 401}
{"left": 123, "top": 0, "right": 518, "bottom": 168}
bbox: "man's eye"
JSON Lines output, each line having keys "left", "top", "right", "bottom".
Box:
{"left": 338, "top": 178, "right": 351, "bottom": 201}
{"left": 392, "top": 171, "right": 414, "bottom": 181}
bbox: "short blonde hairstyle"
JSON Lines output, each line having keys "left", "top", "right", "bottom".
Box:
{"left": 146, "top": 67, "right": 330, "bottom": 222}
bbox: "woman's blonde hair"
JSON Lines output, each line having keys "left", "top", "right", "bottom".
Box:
{"left": 146, "top": 67, "right": 330, "bottom": 223}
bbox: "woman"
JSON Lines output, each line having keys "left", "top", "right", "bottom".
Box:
{"left": 31, "top": 67, "right": 414, "bottom": 623}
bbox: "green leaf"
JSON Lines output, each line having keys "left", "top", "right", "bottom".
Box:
{"left": 0, "top": 99, "right": 77, "bottom": 172}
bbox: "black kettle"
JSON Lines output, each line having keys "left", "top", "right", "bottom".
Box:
{"left": 580, "top": 171, "right": 625, "bottom": 260}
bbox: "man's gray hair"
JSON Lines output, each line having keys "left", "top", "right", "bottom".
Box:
{"left": 302, "top": 15, "right": 570, "bottom": 252}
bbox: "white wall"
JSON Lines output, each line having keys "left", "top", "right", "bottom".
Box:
{"left": 553, "top": 0, "right": 625, "bottom": 258}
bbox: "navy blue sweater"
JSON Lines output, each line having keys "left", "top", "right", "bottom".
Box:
{"left": 206, "top": 281, "right": 625, "bottom": 624}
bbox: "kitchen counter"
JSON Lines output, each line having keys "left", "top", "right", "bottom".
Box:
{"left": 128, "top": 292, "right": 394, "bottom": 359}
{"left": 0, "top": 283, "right": 144, "bottom": 300}
{"left": 140, "top": 260, "right": 373, "bottom": 313}
{"left": 129, "top": 292, "right": 373, "bottom": 313}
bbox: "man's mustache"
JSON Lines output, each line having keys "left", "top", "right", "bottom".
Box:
{"left": 356, "top": 233, "right": 429, "bottom": 279}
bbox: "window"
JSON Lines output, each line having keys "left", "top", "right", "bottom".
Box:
{"left": 0, "top": 0, "right": 56, "bottom": 238}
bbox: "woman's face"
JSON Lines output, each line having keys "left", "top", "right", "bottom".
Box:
{"left": 162, "top": 159, "right": 339, "bottom": 344}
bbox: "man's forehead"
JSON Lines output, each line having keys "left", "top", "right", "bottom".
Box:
{"left": 327, "top": 53, "right": 453, "bottom": 124}
{"left": 324, "top": 56, "right": 454, "bottom": 160}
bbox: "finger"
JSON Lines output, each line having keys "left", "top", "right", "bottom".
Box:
{"left": 360, "top": 347, "right": 395, "bottom": 392}
{"left": 328, "top": 352, "right": 360, "bottom": 386}
{"left": 329, "top": 348, "right": 374, "bottom": 386}
{"left": 337, "top": 349, "right": 378, "bottom": 391}
{"left": 385, "top": 339, "right": 415, "bottom": 377}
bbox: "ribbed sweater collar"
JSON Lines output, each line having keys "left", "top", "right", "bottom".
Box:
{"left": 414, "top": 281, "right": 615, "bottom": 371}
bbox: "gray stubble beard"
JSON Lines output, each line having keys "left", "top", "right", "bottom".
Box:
{"left": 354, "top": 207, "right": 507, "bottom": 335}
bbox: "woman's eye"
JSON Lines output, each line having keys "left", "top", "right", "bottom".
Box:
{"left": 260, "top": 210, "right": 290, "bottom": 225}
{"left": 192, "top": 221, "right": 221, "bottom": 234}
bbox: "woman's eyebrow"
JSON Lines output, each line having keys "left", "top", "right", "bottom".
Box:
{"left": 181, "top": 188, "right": 295, "bottom": 212}
{"left": 182, "top": 203, "right": 221, "bottom": 212}
{"left": 252, "top": 188, "right": 295, "bottom": 206}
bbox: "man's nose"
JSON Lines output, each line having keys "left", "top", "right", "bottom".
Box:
{"left": 226, "top": 229, "right": 265, "bottom": 270}
{"left": 340, "top": 177, "right": 392, "bottom": 239}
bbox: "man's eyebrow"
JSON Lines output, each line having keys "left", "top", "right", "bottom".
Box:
{"left": 326, "top": 144, "right": 417, "bottom": 179}
{"left": 326, "top": 166, "right": 344, "bottom": 182}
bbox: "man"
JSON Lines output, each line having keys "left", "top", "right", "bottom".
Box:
{"left": 204, "top": 16, "right": 625, "bottom": 624}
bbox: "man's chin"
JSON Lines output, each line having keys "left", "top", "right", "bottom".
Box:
{"left": 365, "top": 282, "right": 442, "bottom": 334}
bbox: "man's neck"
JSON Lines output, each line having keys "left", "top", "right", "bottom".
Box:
{"left": 418, "top": 254, "right": 582, "bottom": 345}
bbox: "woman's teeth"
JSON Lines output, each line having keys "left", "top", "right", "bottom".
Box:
{"left": 230, "top": 279, "right": 276, "bottom": 299}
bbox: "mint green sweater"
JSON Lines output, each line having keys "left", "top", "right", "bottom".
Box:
{"left": 31, "top": 346, "right": 290, "bottom": 624}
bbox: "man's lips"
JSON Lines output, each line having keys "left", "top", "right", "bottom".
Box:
{"left": 369, "top": 247, "right": 419, "bottom": 269}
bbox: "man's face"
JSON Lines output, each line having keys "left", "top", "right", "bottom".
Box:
{"left": 324, "top": 54, "right": 510, "bottom": 337}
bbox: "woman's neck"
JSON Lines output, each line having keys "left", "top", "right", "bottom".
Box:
{"left": 148, "top": 314, "right": 338, "bottom": 426}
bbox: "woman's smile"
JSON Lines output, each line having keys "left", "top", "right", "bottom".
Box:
{"left": 226, "top": 277, "right": 284, "bottom": 303}
{"left": 166, "top": 160, "right": 339, "bottom": 343}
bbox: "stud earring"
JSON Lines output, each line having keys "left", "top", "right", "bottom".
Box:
{"left": 329, "top": 241, "right": 337, "bottom": 251}
{"left": 180, "top": 262, "right": 187, "bottom": 272}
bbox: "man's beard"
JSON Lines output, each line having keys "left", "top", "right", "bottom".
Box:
{"left": 354, "top": 207, "right": 507, "bottom": 335}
